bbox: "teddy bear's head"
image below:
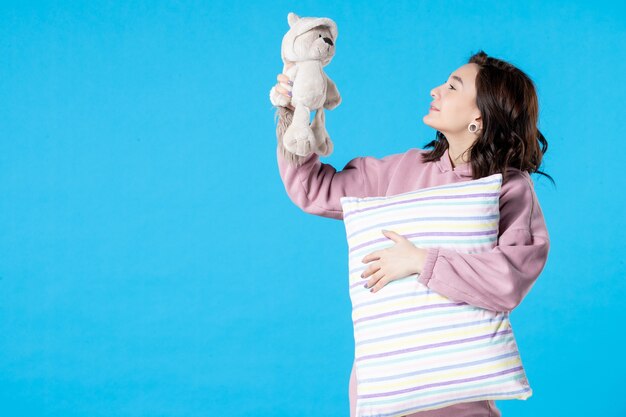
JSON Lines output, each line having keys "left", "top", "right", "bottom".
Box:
{"left": 281, "top": 12, "right": 338, "bottom": 66}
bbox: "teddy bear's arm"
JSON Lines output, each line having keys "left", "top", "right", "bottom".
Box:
{"left": 324, "top": 75, "right": 341, "bottom": 110}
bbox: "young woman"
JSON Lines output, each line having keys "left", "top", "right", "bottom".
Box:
{"left": 272, "top": 50, "right": 552, "bottom": 417}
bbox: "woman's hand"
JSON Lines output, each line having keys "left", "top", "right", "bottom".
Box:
{"left": 275, "top": 62, "right": 295, "bottom": 111}
{"left": 361, "top": 230, "right": 429, "bottom": 293}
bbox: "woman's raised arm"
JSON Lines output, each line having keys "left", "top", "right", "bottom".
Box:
{"left": 276, "top": 142, "right": 405, "bottom": 220}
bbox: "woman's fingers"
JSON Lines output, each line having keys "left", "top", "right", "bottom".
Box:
{"left": 274, "top": 82, "right": 294, "bottom": 111}
{"left": 361, "top": 263, "right": 380, "bottom": 279}
{"left": 275, "top": 83, "right": 291, "bottom": 98}
{"left": 276, "top": 73, "right": 292, "bottom": 94}
{"left": 275, "top": 63, "right": 295, "bottom": 111}
{"left": 277, "top": 75, "right": 293, "bottom": 94}
{"left": 365, "top": 270, "right": 385, "bottom": 290}
{"left": 277, "top": 74, "right": 292, "bottom": 85}
{"left": 369, "top": 276, "right": 390, "bottom": 293}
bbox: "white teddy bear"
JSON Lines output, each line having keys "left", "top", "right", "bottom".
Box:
{"left": 270, "top": 12, "right": 341, "bottom": 158}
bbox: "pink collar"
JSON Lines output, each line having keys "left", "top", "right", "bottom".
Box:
{"left": 435, "top": 148, "right": 472, "bottom": 177}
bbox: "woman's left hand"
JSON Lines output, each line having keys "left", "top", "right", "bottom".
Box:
{"left": 361, "top": 230, "right": 428, "bottom": 293}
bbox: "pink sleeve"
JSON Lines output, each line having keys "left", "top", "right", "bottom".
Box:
{"left": 276, "top": 146, "right": 405, "bottom": 220}
{"left": 417, "top": 171, "right": 550, "bottom": 313}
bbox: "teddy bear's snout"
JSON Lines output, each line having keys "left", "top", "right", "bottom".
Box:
{"left": 323, "top": 37, "right": 334, "bottom": 46}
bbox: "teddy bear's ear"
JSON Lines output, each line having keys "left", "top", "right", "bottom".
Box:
{"left": 287, "top": 12, "right": 300, "bottom": 27}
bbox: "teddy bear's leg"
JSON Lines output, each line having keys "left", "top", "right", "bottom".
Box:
{"left": 283, "top": 103, "right": 316, "bottom": 156}
{"left": 310, "top": 107, "right": 333, "bottom": 156}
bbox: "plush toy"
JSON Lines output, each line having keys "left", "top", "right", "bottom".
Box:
{"left": 270, "top": 12, "right": 341, "bottom": 160}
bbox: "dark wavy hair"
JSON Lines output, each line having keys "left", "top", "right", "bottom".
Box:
{"left": 421, "top": 50, "right": 554, "bottom": 186}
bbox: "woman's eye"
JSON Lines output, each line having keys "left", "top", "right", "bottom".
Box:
{"left": 448, "top": 84, "right": 455, "bottom": 90}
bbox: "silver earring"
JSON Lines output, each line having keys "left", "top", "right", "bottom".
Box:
{"left": 468, "top": 122, "right": 479, "bottom": 133}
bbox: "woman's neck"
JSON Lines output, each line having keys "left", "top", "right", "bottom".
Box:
{"left": 448, "top": 146, "right": 471, "bottom": 168}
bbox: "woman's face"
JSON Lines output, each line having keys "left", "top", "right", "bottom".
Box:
{"left": 423, "top": 63, "right": 482, "bottom": 138}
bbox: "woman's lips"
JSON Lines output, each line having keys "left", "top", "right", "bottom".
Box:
{"left": 429, "top": 106, "right": 439, "bottom": 112}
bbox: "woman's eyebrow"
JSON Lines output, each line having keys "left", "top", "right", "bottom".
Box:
{"left": 449, "top": 74, "right": 464, "bottom": 87}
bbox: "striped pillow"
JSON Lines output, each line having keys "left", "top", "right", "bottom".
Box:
{"left": 339, "top": 173, "right": 532, "bottom": 416}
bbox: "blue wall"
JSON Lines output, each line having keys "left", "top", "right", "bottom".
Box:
{"left": 1, "top": 1, "right": 624, "bottom": 416}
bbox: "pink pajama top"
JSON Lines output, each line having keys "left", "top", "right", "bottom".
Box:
{"left": 276, "top": 145, "right": 550, "bottom": 417}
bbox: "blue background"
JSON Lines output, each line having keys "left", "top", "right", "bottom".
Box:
{"left": 1, "top": 1, "right": 625, "bottom": 416}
